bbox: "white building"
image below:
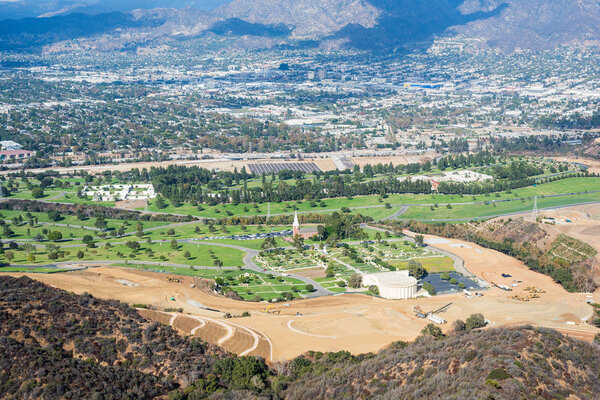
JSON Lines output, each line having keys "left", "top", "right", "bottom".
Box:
{"left": 362, "top": 270, "right": 418, "bottom": 300}
{"left": 84, "top": 184, "right": 156, "bottom": 202}
{"left": 0, "top": 141, "right": 22, "bottom": 150}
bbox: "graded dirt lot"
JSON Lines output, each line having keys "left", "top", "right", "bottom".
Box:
{"left": 500, "top": 204, "right": 600, "bottom": 258}
{"left": 6, "top": 233, "right": 600, "bottom": 362}
{"left": 538, "top": 204, "right": 600, "bottom": 256}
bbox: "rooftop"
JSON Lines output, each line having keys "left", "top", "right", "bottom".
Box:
{"left": 364, "top": 270, "right": 418, "bottom": 288}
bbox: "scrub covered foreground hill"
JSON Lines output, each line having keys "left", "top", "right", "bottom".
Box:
{"left": 1, "top": 276, "right": 600, "bottom": 399}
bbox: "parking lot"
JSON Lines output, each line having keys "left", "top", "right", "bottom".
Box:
{"left": 248, "top": 162, "right": 321, "bottom": 174}
{"left": 192, "top": 229, "right": 293, "bottom": 241}
{"left": 420, "top": 272, "right": 484, "bottom": 294}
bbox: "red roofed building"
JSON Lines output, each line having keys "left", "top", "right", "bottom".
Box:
{"left": 285, "top": 210, "right": 318, "bottom": 242}
{"left": 0, "top": 150, "right": 34, "bottom": 162}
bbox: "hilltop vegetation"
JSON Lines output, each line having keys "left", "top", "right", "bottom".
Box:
{"left": 1, "top": 276, "right": 600, "bottom": 399}
{"left": 278, "top": 327, "right": 600, "bottom": 400}
{"left": 0, "top": 276, "right": 232, "bottom": 398}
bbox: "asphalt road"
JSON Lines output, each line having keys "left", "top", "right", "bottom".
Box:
{"left": 11, "top": 238, "right": 333, "bottom": 298}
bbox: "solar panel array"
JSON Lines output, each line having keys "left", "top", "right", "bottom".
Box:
{"left": 249, "top": 162, "right": 322, "bottom": 175}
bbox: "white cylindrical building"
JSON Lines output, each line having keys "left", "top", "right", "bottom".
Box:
{"left": 362, "top": 270, "right": 418, "bottom": 300}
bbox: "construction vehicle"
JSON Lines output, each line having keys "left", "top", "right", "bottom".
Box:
{"left": 167, "top": 277, "right": 181, "bottom": 284}
{"left": 413, "top": 306, "right": 427, "bottom": 318}
{"left": 264, "top": 305, "right": 281, "bottom": 315}
{"left": 492, "top": 282, "right": 512, "bottom": 292}
{"left": 524, "top": 286, "right": 545, "bottom": 294}
{"left": 414, "top": 303, "right": 452, "bottom": 319}
{"left": 510, "top": 292, "right": 541, "bottom": 302}
{"left": 510, "top": 295, "right": 529, "bottom": 302}
{"left": 429, "top": 303, "right": 453, "bottom": 315}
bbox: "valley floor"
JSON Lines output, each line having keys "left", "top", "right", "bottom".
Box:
{"left": 5, "top": 213, "right": 599, "bottom": 361}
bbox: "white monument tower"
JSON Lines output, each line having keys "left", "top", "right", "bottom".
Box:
{"left": 293, "top": 210, "right": 300, "bottom": 236}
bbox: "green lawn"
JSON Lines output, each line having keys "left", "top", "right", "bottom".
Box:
{"left": 389, "top": 256, "right": 455, "bottom": 272}
{"left": 11, "top": 190, "right": 66, "bottom": 200}
{"left": 115, "top": 264, "right": 244, "bottom": 277}
{"left": 0, "top": 266, "right": 65, "bottom": 273}
{"left": 205, "top": 238, "right": 289, "bottom": 250}
{"left": 0, "top": 209, "right": 173, "bottom": 233}
{"left": 1, "top": 223, "right": 95, "bottom": 243}
{"left": 142, "top": 223, "right": 289, "bottom": 240}
{"left": 44, "top": 193, "right": 116, "bottom": 207}
{"left": 135, "top": 177, "right": 600, "bottom": 219}
{"left": 351, "top": 207, "right": 399, "bottom": 221}
{"left": 4, "top": 241, "right": 245, "bottom": 267}
{"left": 400, "top": 192, "right": 600, "bottom": 221}
{"left": 113, "top": 264, "right": 312, "bottom": 301}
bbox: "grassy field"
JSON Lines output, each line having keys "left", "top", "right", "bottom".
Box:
{"left": 0, "top": 209, "right": 172, "bottom": 231}
{"left": 114, "top": 264, "right": 241, "bottom": 277}
{"left": 140, "top": 223, "right": 288, "bottom": 240}
{"left": 400, "top": 191, "right": 600, "bottom": 221}
{"left": 46, "top": 193, "right": 115, "bottom": 207}
{"left": 5, "top": 241, "right": 245, "bottom": 267}
{"left": 0, "top": 266, "right": 65, "bottom": 273}
{"left": 11, "top": 190, "right": 67, "bottom": 200}
{"left": 388, "top": 256, "right": 455, "bottom": 272}
{"left": 134, "top": 177, "right": 600, "bottom": 219}
{"left": 113, "top": 263, "right": 313, "bottom": 301}
{"left": 204, "top": 238, "right": 289, "bottom": 250}
{"left": 0, "top": 224, "right": 96, "bottom": 243}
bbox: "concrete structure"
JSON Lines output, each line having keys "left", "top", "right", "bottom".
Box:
{"left": 0, "top": 141, "right": 22, "bottom": 150}
{"left": 427, "top": 314, "right": 446, "bottom": 324}
{"left": 293, "top": 211, "right": 300, "bottom": 236}
{"left": 362, "top": 270, "right": 418, "bottom": 300}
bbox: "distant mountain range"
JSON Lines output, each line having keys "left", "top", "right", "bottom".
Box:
{"left": 0, "top": 0, "right": 599, "bottom": 53}
{"left": 0, "top": 0, "right": 229, "bottom": 20}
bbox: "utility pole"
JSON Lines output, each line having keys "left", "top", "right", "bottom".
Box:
{"left": 531, "top": 196, "right": 538, "bottom": 222}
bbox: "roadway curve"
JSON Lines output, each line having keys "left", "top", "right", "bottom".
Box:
{"left": 10, "top": 239, "right": 333, "bottom": 298}
{"left": 360, "top": 224, "right": 470, "bottom": 277}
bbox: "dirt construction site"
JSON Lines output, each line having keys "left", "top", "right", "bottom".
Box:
{"left": 5, "top": 205, "right": 600, "bottom": 362}
{"left": 535, "top": 203, "right": 600, "bottom": 257}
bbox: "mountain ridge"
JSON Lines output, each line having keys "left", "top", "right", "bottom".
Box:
{"left": 0, "top": 0, "right": 599, "bottom": 53}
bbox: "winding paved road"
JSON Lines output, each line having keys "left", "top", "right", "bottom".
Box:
{"left": 11, "top": 238, "right": 333, "bottom": 298}
{"left": 360, "top": 224, "right": 470, "bottom": 277}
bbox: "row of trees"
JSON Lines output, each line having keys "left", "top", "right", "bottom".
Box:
{"left": 144, "top": 153, "right": 586, "bottom": 206}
